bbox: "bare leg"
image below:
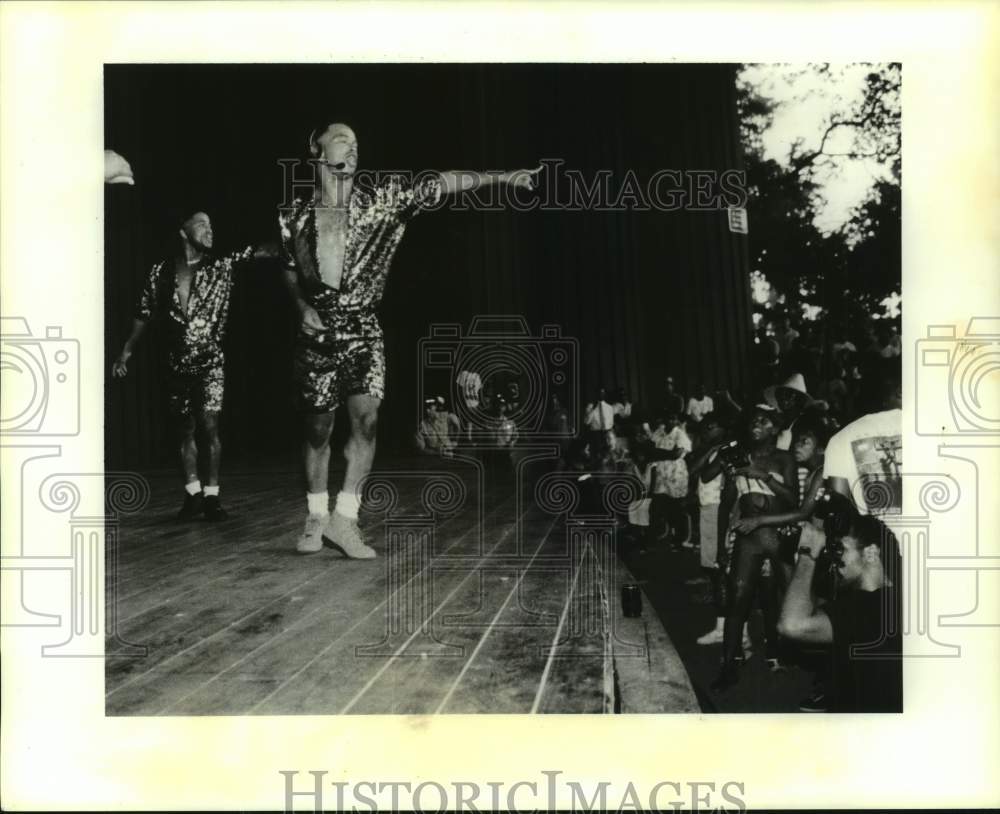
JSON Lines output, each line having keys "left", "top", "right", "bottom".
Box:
{"left": 177, "top": 414, "right": 198, "bottom": 485}
{"left": 200, "top": 411, "right": 222, "bottom": 487}
{"left": 316, "top": 395, "right": 379, "bottom": 559}
{"left": 175, "top": 414, "right": 206, "bottom": 519}
{"left": 722, "top": 537, "right": 763, "bottom": 668}
{"left": 304, "top": 411, "right": 336, "bottom": 493}
{"left": 342, "top": 394, "right": 380, "bottom": 497}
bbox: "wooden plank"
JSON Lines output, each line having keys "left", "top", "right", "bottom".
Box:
{"left": 247, "top": 498, "right": 532, "bottom": 716}
{"left": 106, "top": 463, "right": 699, "bottom": 716}
{"left": 112, "top": 489, "right": 510, "bottom": 715}
{"left": 345, "top": 510, "right": 563, "bottom": 714}
{"left": 106, "top": 475, "right": 464, "bottom": 699}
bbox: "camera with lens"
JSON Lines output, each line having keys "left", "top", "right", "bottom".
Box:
{"left": 716, "top": 439, "right": 750, "bottom": 472}
{"left": 812, "top": 487, "right": 857, "bottom": 551}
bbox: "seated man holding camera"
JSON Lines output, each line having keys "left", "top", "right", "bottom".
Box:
{"left": 778, "top": 504, "right": 902, "bottom": 713}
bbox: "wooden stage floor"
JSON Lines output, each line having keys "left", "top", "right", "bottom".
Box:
{"left": 106, "top": 455, "right": 699, "bottom": 715}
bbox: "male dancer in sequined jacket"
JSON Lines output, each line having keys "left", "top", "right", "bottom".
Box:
{"left": 280, "top": 121, "right": 540, "bottom": 557}
{"left": 113, "top": 210, "right": 270, "bottom": 520}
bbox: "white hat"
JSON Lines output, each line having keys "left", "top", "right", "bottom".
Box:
{"left": 764, "top": 373, "right": 811, "bottom": 408}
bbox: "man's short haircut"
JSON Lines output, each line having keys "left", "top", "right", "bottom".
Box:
{"left": 171, "top": 205, "right": 209, "bottom": 229}
{"left": 308, "top": 120, "right": 355, "bottom": 154}
{"left": 308, "top": 121, "right": 331, "bottom": 152}
{"left": 847, "top": 513, "right": 902, "bottom": 580}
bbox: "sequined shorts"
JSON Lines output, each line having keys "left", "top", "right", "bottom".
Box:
{"left": 293, "top": 291, "right": 385, "bottom": 412}
{"left": 167, "top": 364, "right": 225, "bottom": 418}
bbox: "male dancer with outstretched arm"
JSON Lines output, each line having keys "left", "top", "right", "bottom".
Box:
{"left": 280, "top": 121, "right": 540, "bottom": 557}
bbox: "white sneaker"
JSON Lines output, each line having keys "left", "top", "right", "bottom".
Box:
{"left": 696, "top": 626, "right": 725, "bottom": 645}
{"left": 323, "top": 512, "right": 377, "bottom": 559}
{"left": 296, "top": 514, "right": 327, "bottom": 554}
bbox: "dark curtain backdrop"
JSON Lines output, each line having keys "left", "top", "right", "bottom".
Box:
{"left": 105, "top": 63, "right": 753, "bottom": 470}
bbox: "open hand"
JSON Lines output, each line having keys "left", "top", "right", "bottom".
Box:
{"left": 104, "top": 150, "right": 135, "bottom": 185}
{"left": 733, "top": 517, "right": 762, "bottom": 534}
{"left": 509, "top": 165, "right": 543, "bottom": 192}
{"left": 112, "top": 349, "right": 131, "bottom": 378}
{"left": 300, "top": 305, "right": 327, "bottom": 336}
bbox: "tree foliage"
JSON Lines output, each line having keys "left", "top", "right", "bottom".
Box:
{"left": 736, "top": 64, "right": 901, "bottom": 325}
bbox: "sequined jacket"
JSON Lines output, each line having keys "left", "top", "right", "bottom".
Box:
{"left": 278, "top": 173, "right": 443, "bottom": 338}
{"left": 136, "top": 247, "right": 255, "bottom": 373}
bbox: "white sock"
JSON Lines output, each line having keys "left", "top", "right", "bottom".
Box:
{"left": 203, "top": 485, "right": 219, "bottom": 497}
{"left": 306, "top": 491, "right": 329, "bottom": 517}
{"left": 334, "top": 490, "right": 361, "bottom": 520}
{"left": 185, "top": 480, "right": 202, "bottom": 496}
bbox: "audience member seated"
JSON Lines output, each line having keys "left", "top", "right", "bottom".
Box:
{"left": 415, "top": 396, "right": 460, "bottom": 457}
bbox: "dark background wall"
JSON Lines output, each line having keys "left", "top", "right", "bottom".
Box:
{"left": 105, "top": 63, "right": 753, "bottom": 470}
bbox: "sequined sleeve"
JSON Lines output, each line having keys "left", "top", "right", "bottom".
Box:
{"left": 136, "top": 261, "right": 163, "bottom": 321}
{"left": 278, "top": 204, "right": 299, "bottom": 271}
{"left": 383, "top": 173, "right": 444, "bottom": 222}
{"left": 218, "top": 245, "right": 256, "bottom": 274}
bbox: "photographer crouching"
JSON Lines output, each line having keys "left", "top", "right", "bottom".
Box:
{"left": 777, "top": 497, "right": 902, "bottom": 713}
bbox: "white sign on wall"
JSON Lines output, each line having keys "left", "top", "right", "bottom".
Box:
{"left": 728, "top": 206, "right": 748, "bottom": 234}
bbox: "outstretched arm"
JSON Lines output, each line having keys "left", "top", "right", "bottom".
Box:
{"left": 218, "top": 242, "right": 280, "bottom": 271}
{"left": 716, "top": 389, "right": 742, "bottom": 415}
{"left": 689, "top": 444, "right": 720, "bottom": 480}
{"left": 438, "top": 166, "right": 543, "bottom": 197}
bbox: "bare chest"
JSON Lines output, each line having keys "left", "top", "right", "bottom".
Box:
{"left": 175, "top": 267, "right": 194, "bottom": 315}
{"left": 314, "top": 206, "right": 350, "bottom": 289}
